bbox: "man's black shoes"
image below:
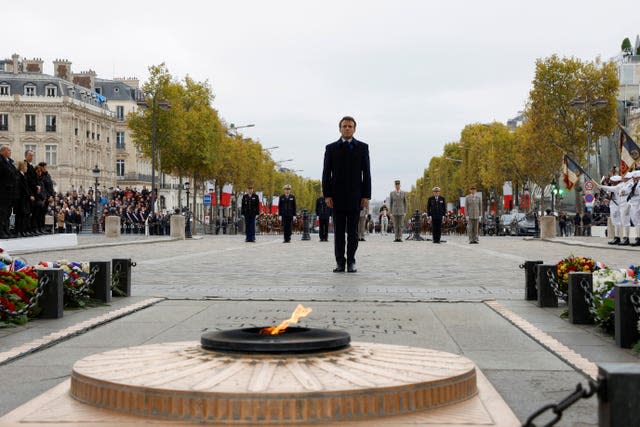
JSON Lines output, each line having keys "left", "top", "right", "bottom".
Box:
{"left": 333, "top": 264, "right": 345, "bottom": 273}
{"left": 347, "top": 263, "right": 357, "bottom": 273}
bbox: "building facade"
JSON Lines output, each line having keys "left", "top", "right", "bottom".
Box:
{"left": 0, "top": 54, "right": 182, "bottom": 211}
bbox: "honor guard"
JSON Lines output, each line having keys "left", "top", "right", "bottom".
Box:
{"left": 597, "top": 175, "right": 624, "bottom": 245}
{"left": 241, "top": 184, "right": 260, "bottom": 242}
{"left": 278, "top": 184, "right": 297, "bottom": 243}
{"left": 628, "top": 170, "right": 640, "bottom": 246}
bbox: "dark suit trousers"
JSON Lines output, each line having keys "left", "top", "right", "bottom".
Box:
{"left": 333, "top": 210, "right": 359, "bottom": 265}
{"left": 244, "top": 214, "right": 256, "bottom": 241}
{"left": 282, "top": 215, "right": 293, "bottom": 241}
{"left": 432, "top": 217, "right": 443, "bottom": 243}
{"left": 319, "top": 218, "right": 329, "bottom": 241}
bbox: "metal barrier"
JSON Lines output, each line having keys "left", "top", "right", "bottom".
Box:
{"left": 520, "top": 260, "right": 543, "bottom": 301}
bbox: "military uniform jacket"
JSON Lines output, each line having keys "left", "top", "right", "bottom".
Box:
{"left": 465, "top": 194, "right": 482, "bottom": 219}
{"left": 315, "top": 196, "right": 332, "bottom": 219}
{"left": 427, "top": 195, "right": 446, "bottom": 219}
{"left": 278, "top": 194, "right": 297, "bottom": 217}
{"left": 389, "top": 191, "right": 407, "bottom": 216}
{"left": 241, "top": 193, "right": 260, "bottom": 216}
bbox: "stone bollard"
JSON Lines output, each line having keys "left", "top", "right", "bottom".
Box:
{"left": 105, "top": 215, "right": 121, "bottom": 238}
{"left": 89, "top": 261, "right": 112, "bottom": 303}
{"left": 301, "top": 209, "right": 311, "bottom": 241}
{"left": 520, "top": 260, "right": 543, "bottom": 301}
{"left": 613, "top": 284, "right": 640, "bottom": 348}
{"left": 38, "top": 268, "right": 64, "bottom": 319}
{"left": 598, "top": 363, "right": 640, "bottom": 426}
{"left": 170, "top": 215, "right": 186, "bottom": 239}
{"left": 568, "top": 272, "right": 593, "bottom": 324}
{"left": 539, "top": 216, "right": 556, "bottom": 239}
{"left": 112, "top": 259, "right": 134, "bottom": 297}
{"left": 536, "top": 264, "right": 558, "bottom": 308}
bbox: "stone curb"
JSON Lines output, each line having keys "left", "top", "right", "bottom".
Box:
{"left": 11, "top": 237, "right": 182, "bottom": 256}
{"left": 485, "top": 300, "right": 598, "bottom": 379}
{"left": 0, "top": 297, "right": 164, "bottom": 366}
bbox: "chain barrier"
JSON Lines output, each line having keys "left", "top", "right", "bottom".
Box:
{"left": 630, "top": 292, "right": 640, "bottom": 315}
{"left": 0, "top": 274, "right": 50, "bottom": 318}
{"left": 524, "top": 380, "right": 598, "bottom": 427}
{"left": 546, "top": 268, "right": 568, "bottom": 302}
{"left": 578, "top": 277, "right": 595, "bottom": 310}
{"left": 64, "top": 265, "right": 99, "bottom": 301}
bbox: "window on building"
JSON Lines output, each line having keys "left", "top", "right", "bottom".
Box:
{"left": 116, "top": 131, "right": 125, "bottom": 149}
{"left": 0, "top": 84, "right": 9, "bottom": 96}
{"left": 46, "top": 115, "right": 56, "bottom": 132}
{"left": 116, "top": 106, "right": 125, "bottom": 121}
{"left": 0, "top": 114, "right": 8, "bottom": 131}
{"left": 25, "top": 144, "right": 37, "bottom": 163}
{"left": 95, "top": 87, "right": 101, "bottom": 94}
{"left": 45, "top": 145, "right": 57, "bottom": 166}
{"left": 91, "top": 132, "right": 95, "bottom": 140}
{"left": 24, "top": 85, "right": 36, "bottom": 96}
{"left": 116, "top": 159, "right": 125, "bottom": 178}
{"left": 25, "top": 114, "right": 36, "bottom": 131}
{"left": 86, "top": 130, "right": 90, "bottom": 138}
{"left": 74, "top": 128, "right": 78, "bottom": 136}
{"left": 97, "top": 133, "right": 100, "bottom": 141}
{"left": 46, "top": 86, "right": 57, "bottom": 97}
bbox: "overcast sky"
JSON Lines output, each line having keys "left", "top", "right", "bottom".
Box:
{"left": 5, "top": 0, "right": 637, "bottom": 200}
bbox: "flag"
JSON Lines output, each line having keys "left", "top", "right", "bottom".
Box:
{"left": 619, "top": 125, "right": 640, "bottom": 175}
{"left": 271, "top": 196, "right": 280, "bottom": 214}
{"left": 220, "top": 183, "right": 233, "bottom": 207}
{"left": 502, "top": 181, "right": 512, "bottom": 210}
{"left": 459, "top": 197, "right": 466, "bottom": 215}
{"left": 562, "top": 155, "right": 582, "bottom": 190}
{"left": 209, "top": 192, "right": 217, "bottom": 206}
{"left": 256, "top": 191, "right": 265, "bottom": 213}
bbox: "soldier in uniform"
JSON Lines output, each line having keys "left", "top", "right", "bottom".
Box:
{"left": 389, "top": 179, "right": 407, "bottom": 242}
{"left": 465, "top": 185, "right": 482, "bottom": 244}
{"left": 278, "top": 184, "right": 296, "bottom": 243}
{"left": 427, "top": 186, "right": 446, "bottom": 243}
{"left": 241, "top": 184, "right": 260, "bottom": 242}
{"left": 597, "top": 175, "right": 624, "bottom": 245}
{"left": 315, "top": 195, "right": 332, "bottom": 242}
{"left": 628, "top": 170, "right": 640, "bottom": 246}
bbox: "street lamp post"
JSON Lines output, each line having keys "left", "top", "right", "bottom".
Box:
{"left": 92, "top": 165, "right": 100, "bottom": 233}
{"left": 184, "top": 182, "right": 192, "bottom": 238}
{"left": 138, "top": 93, "right": 170, "bottom": 216}
{"left": 228, "top": 123, "right": 255, "bottom": 137}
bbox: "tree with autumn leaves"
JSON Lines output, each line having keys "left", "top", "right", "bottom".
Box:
{"left": 408, "top": 55, "right": 619, "bottom": 214}
{"left": 128, "top": 64, "right": 320, "bottom": 213}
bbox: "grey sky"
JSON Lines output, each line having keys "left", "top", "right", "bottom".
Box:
{"left": 5, "top": 0, "right": 637, "bottom": 200}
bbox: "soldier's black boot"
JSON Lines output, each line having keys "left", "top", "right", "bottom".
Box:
{"left": 608, "top": 237, "right": 621, "bottom": 245}
{"left": 631, "top": 238, "right": 640, "bottom": 247}
{"left": 619, "top": 237, "right": 630, "bottom": 246}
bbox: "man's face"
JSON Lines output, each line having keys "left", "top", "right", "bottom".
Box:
{"left": 339, "top": 120, "right": 356, "bottom": 140}
{"left": 395, "top": 183, "right": 400, "bottom": 190}
{"left": 471, "top": 188, "right": 476, "bottom": 195}
{"left": 25, "top": 151, "right": 33, "bottom": 162}
{"left": 247, "top": 187, "right": 253, "bottom": 194}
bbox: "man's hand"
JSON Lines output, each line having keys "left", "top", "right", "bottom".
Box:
{"left": 360, "top": 198, "right": 368, "bottom": 209}
{"left": 325, "top": 197, "right": 333, "bottom": 208}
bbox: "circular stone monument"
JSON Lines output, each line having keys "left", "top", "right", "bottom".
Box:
{"left": 70, "top": 341, "right": 478, "bottom": 424}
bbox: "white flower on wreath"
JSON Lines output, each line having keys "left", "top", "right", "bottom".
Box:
{"left": 592, "top": 268, "right": 627, "bottom": 293}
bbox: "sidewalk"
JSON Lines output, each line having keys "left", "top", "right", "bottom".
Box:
{"left": 1, "top": 233, "right": 638, "bottom": 425}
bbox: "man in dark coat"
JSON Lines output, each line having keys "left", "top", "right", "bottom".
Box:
{"left": 315, "top": 195, "right": 332, "bottom": 242}
{"left": 427, "top": 186, "right": 446, "bottom": 243}
{"left": 278, "top": 184, "right": 296, "bottom": 243}
{"left": 322, "top": 116, "right": 371, "bottom": 273}
{"left": 241, "top": 184, "right": 260, "bottom": 242}
{"left": 0, "top": 145, "right": 18, "bottom": 238}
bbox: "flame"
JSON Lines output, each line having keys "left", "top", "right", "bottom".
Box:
{"left": 260, "top": 304, "right": 313, "bottom": 335}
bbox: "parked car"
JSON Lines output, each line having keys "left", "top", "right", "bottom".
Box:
{"left": 498, "top": 212, "right": 537, "bottom": 236}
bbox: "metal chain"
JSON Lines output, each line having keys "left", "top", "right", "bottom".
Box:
{"left": 578, "top": 277, "right": 595, "bottom": 309}
{"left": 63, "top": 265, "right": 99, "bottom": 301}
{"left": 546, "top": 269, "right": 568, "bottom": 302}
{"left": 524, "top": 380, "right": 598, "bottom": 427}
{"left": 111, "top": 262, "right": 122, "bottom": 293}
{"left": 0, "top": 274, "right": 50, "bottom": 318}
{"left": 630, "top": 292, "right": 640, "bottom": 315}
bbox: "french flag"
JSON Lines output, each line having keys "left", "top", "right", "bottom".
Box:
{"left": 271, "top": 196, "right": 279, "bottom": 214}
{"left": 220, "top": 183, "right": 233, "bottom": 207}
{"left": 503, "top": 181, "right": 512, "bottom": 210}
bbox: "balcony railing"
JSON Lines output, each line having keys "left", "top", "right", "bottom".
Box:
{"left": 25, "top": 125, "right": 36, "bottom": 132}
{"left": 46, "top": 125, "right": 56, "bottom": 132}
{"left": 0, "top": 125, "right": 7, "bottom": 131}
